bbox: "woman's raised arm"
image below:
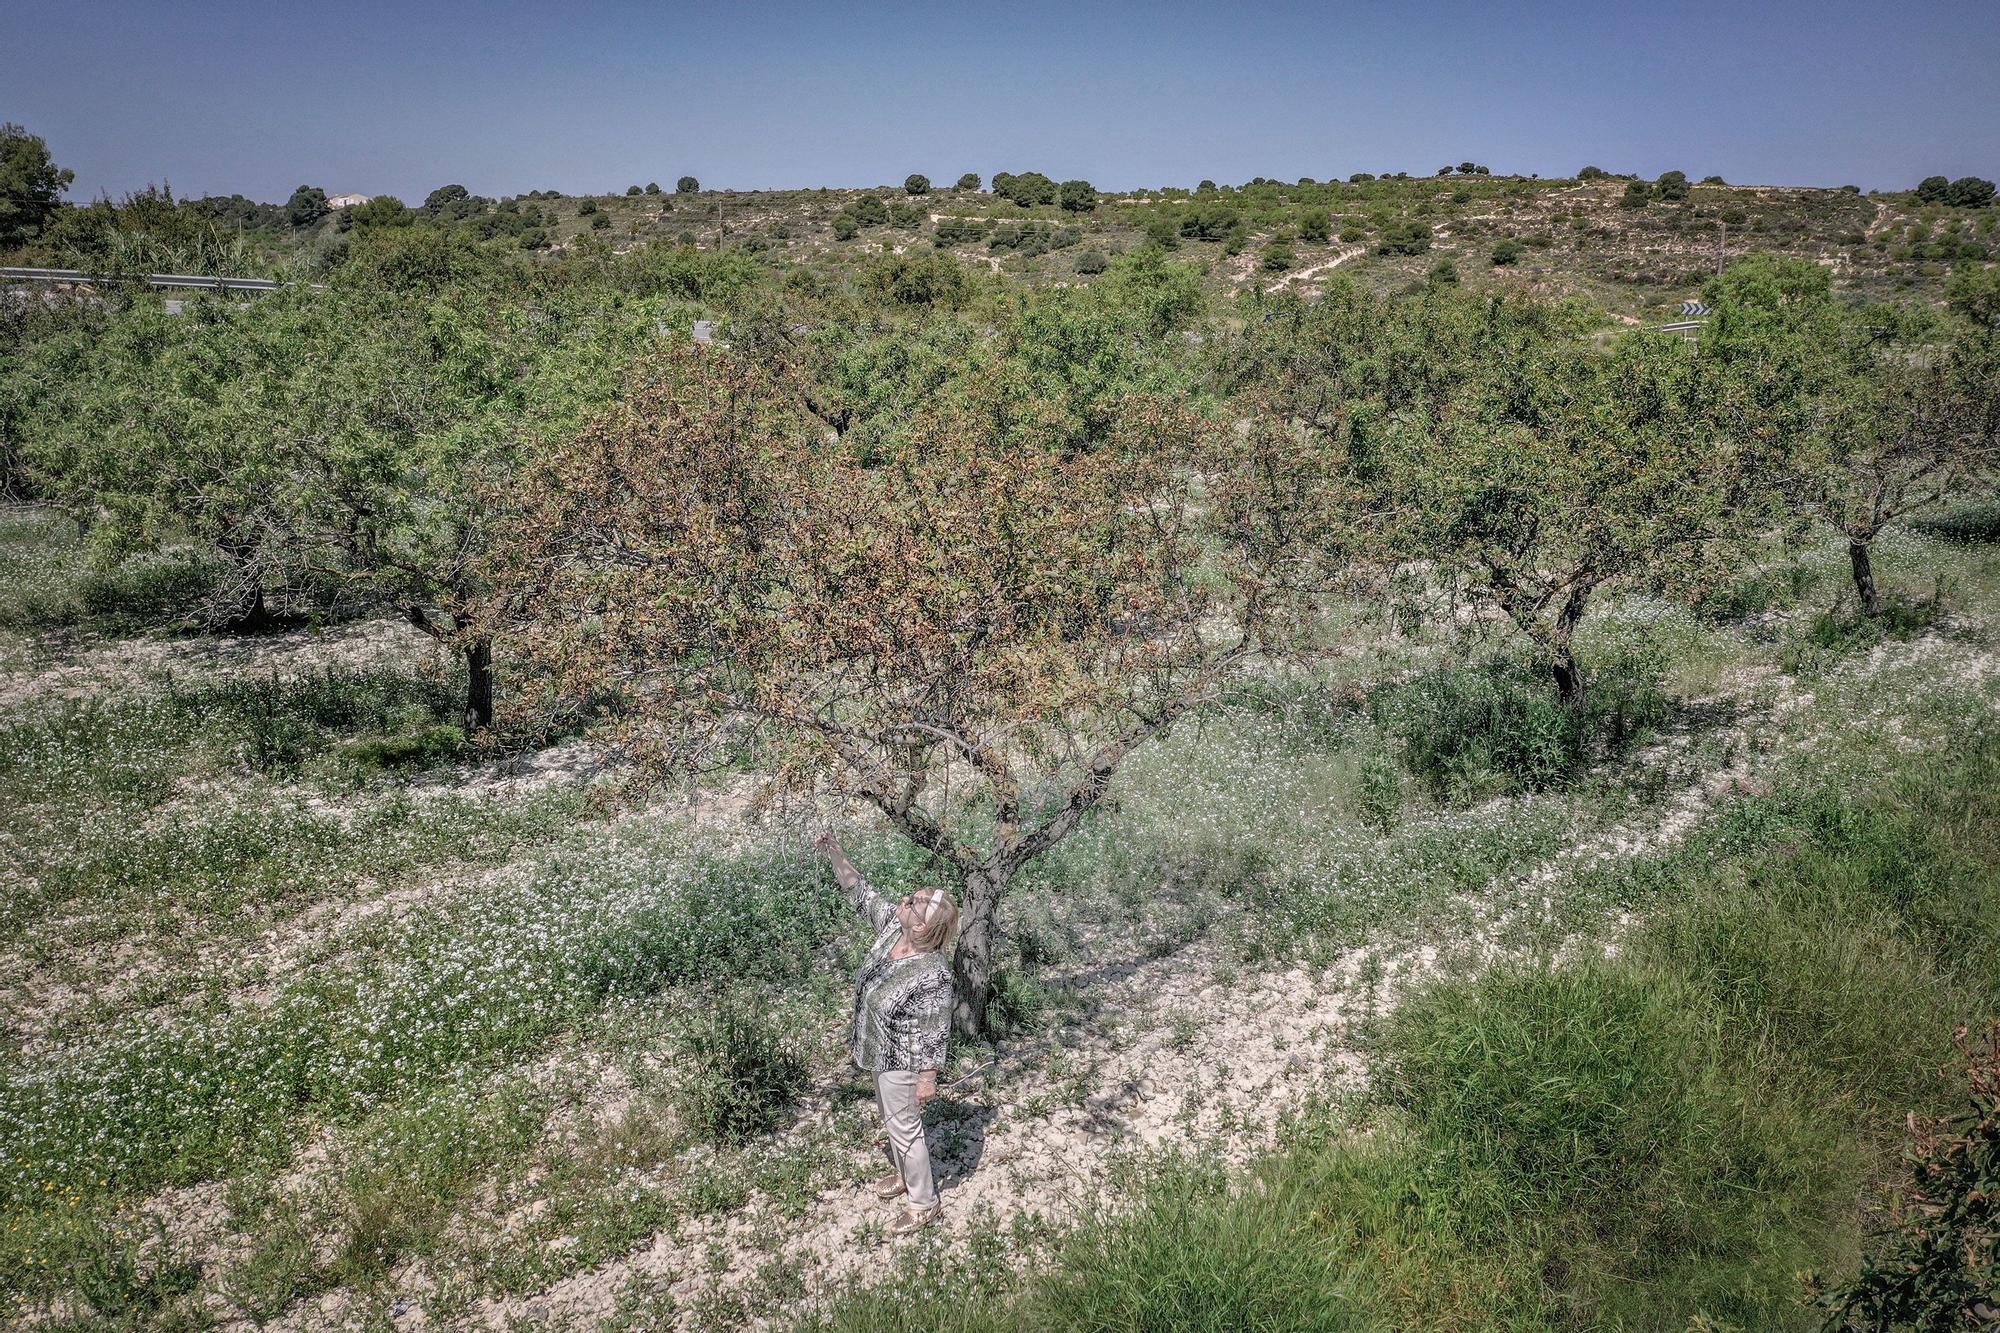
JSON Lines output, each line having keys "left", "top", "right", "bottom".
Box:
{"left": 812, "top": 831, "right": 895, "bottom": 934}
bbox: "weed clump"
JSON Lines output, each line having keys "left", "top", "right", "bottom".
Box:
{"left": 674, "top": 993, "right": 809, "bottom": 1144}
{"left": 1371, "top": 654, "right": 1667, "bottom": 802}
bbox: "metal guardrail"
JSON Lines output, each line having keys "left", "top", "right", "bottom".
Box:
{"left": 0, "top": 266, "right": 283, "bottom": 293}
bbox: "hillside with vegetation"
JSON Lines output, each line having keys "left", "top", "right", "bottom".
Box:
{"left": 3, "top": 120, "right": 1999, "bottom": 1331}
{"left": 6, "top": 123, "right": 1996, "bottom": 320}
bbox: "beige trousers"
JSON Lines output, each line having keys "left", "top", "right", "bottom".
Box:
{"left": 873, "top": 1070, "right": 937, "bottom": 1209}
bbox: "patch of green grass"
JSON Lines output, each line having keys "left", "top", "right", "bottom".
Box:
{"left": 1780, "top": 598, "right": 1945, "bottom": 676}
{"left": 336, "top": 722, "right": 467, "bottom": 770}
{"left": 1909, "top": 500, "right": 2000, "bottom": 546}
{"left": 0, "top": 831, "right": 846, "bottom": 1312}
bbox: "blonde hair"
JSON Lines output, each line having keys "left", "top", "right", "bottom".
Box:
{"left": 905, "top": 887, "right": 959, "bottom": 954}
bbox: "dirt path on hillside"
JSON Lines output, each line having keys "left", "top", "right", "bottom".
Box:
{"left": 1268, "top": 244, "right": 1368, "bottom": 292}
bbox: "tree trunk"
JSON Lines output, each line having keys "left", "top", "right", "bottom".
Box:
{"left": 1551, "top": 650, "right": 1586, "bottom": 712}
{"left": 1549, "top": 583, "right": 1592, "bottom": 712}
{"left": 1849, "top": 538, "right": 1881, "bottom": 618}
{"left": 950, "top": 867, "right": 1002, "bottom": 1040}
{"left": 463, "top": 638, "right": 494, "bottom": 734}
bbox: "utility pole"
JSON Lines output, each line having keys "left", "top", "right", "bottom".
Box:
{"left": 1717, "top": 218, "right": 1727, "bottom": 276}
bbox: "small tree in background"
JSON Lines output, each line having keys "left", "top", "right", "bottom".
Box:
{"left": 285, "top": 184, "right": 329, "bottom": 229}
{"left": 0, "top": 123, "right": 74, "bottom": 248}
{"left": 904, "top": 174, "right": 931, "bottom": 196}
{"left": 645, "top": 181, "right": 661, "bottom": 194}
{"left": 1915, "top": 175, "right": 1951, "bottom": 203}
{"left": 677, "top": 176, "right": 700, "bottom": 194}
{"left": 1490, "top": 238, "right": 1524, "bottom": 266}
{"left": 1059, "top": 179, "right": 1098, "bottom": 212}
{"left": 504, "top": 345, "right": 1300, "bottom": 1036}
{"left": 1240, "top": 284, "right": 1806, "bottom": 709}
{"left": 1946, "top": 176, "right": 1997, "bottom": 209}
{"left": 349, "top": 195, "right": 412, "bottom": 228}
{"left": 1655, "top": 170, "right": 1690, "bottom": 201}
{"left": 955, "top": 173, "right": 982, "bottom": 192}
{"left": 1299, "top": 209, "right": 1331, "bottom": 244}
{"left": 1619, "top": 180, "right": 1652, "bottom": 209}
{"left": 1380, "top": 318, "right": 1802, "bottom": 707}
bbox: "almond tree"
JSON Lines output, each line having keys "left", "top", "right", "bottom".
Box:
{"left": 502, "top": 344, "right": 1297, "bottom": 1036}
{"left": 1233, "top": 284, "right": 1804, "bottom": 709}
{"left": 1707, "top": 256, "right": 2000, "bottom": 617}
{"left": 1816, "top": 326, "right": 2000, "bottom": 615}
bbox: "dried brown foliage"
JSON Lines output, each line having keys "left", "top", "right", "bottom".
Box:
{"left": 502, "top": 343, "right": 1296, "bottom": 1032}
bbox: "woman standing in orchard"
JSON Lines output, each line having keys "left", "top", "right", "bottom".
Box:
{"left": 813, "top": 831, "right": 958, "bottom": 1236}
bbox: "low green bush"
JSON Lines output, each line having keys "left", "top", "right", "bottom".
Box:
{"left": 1371, "top": 653, "right": 1667, "bottom": 802}
{"left": 674, "top": 992, "right": 809, "bottom": 1143}
{"left": 75, "top": 549, "right": 225, "bottom": 622}
{"left": 1781, "top": 599, "right": 1942, "bottom": 676}
{"left": 1910, "top": 501, "right": 2000, "bottom": 545}
{"left": 1693, "top": 560, "right": 1818, "bottom": 621}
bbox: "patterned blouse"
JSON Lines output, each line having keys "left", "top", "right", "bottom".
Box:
{"left": 846, "top": 874, "right": 954, "bottom": 1073}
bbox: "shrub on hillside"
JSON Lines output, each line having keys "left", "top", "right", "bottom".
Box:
{"left": 866, "top": 251, "right": 969, "bottom": 306}
{"left": 1372, "top": 653, "right": 1667, "bottom": 802}
{"left": 1490, "top": 238, "right": 1523, "bottom": 266}
{"left": 674, "top": 992, "right": 808, "bottom": 1143}
{"left": 1946, "top": 176, "right": 1996, "bottom": 209}
{"left": 903, "top": 174, "right": 930, "bottom": 195}
{"left": 1058, "top": 179, "right": 1097, "bottom": 213}
{"left": 1373, "top": 220, "right": 1431, "bottom": 255}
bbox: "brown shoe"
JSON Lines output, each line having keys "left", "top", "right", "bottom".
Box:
{"left": 889, "top": 1204, "right": 939, "bottom": 1236}
{"left": 871, "top": 1171, "right": 907, "bottom": 1200}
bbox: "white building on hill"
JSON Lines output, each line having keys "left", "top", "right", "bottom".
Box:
{"left": 326, "top": 192, "right": 372, "bottom": 209}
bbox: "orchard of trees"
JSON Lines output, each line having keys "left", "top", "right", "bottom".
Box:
{"left": 3, "top": 122, "right": 1997, "bottom": 1037}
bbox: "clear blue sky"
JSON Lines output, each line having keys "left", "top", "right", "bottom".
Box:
{"left": 5, "top": 0, "right": 1997, "bottom": 204}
